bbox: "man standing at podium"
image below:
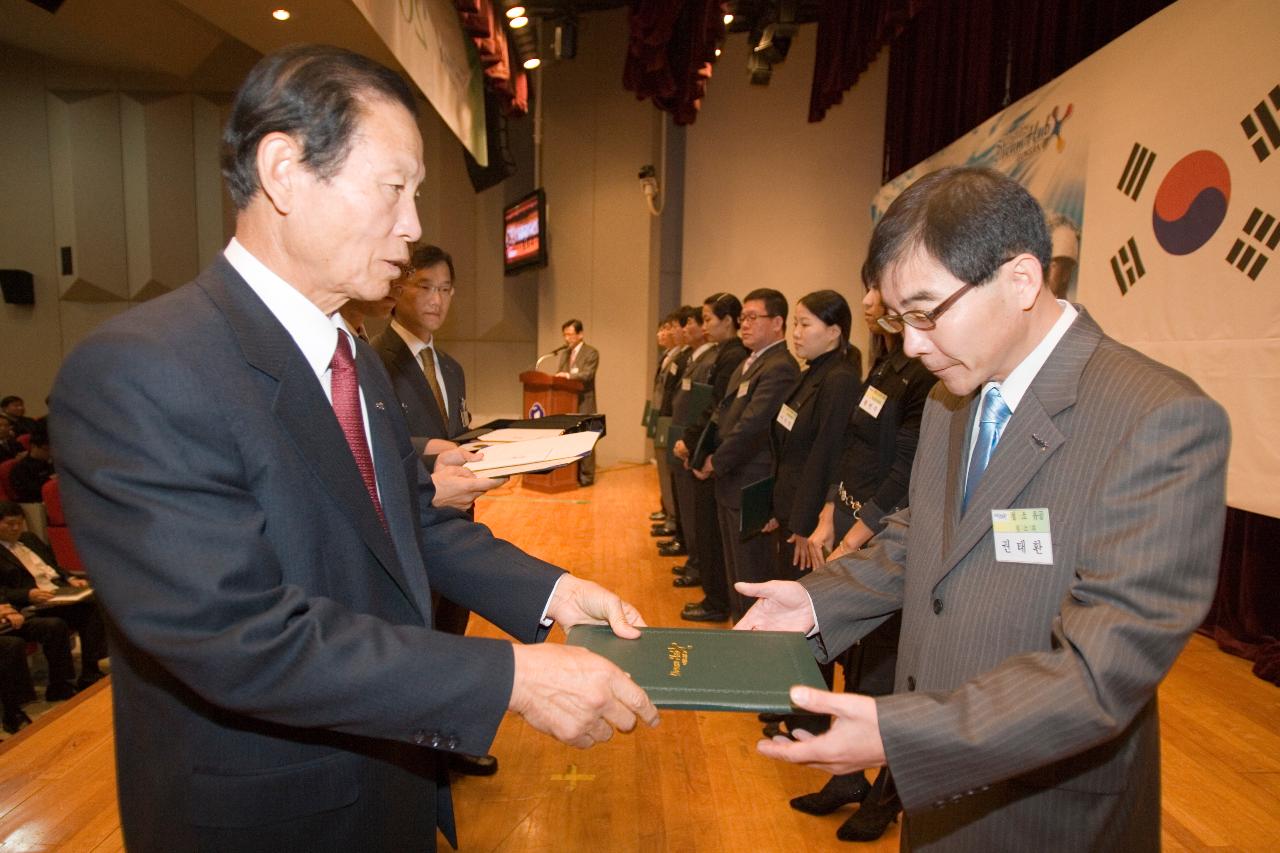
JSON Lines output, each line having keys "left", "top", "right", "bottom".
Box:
{"left": 556, "top": 318, "right": 599, "bottom": 486}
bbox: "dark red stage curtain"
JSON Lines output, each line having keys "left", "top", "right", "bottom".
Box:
{"left": 624, "top": 0, "right": 726, "bottom": 125}
{"left": 881, "top": 0, "right": 1177, "bottom": 181}
{"left": 455, "top": 0, "right": 529, "bottom": 116}
{"left": 807, "top": 0, "right": 927, "bottom": 124}
{"left": 1201, "top": 508, "right": 1280, "bottom": 686}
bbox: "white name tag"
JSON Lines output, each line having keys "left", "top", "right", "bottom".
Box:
{"left": 859, "top": 386, "right": 888, "bottom": 418}
{"left": 669, "top": 361, "right": 679, "bottom": 375}
{"left": 571, "top": 366, "right": 579, "bottom": 374}
{"left": 991, "top": 508, "right": 1054, "bottom": 565}
{"left": 681, "top": 377, "right": 692, "bottom": 391}
{"left": 776, "top": 404, "right": 797, "bottom": 431}
{"left": 737, "top": 380, "right": 750, "bottom": 399}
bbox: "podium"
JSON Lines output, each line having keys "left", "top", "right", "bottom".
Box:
{"left": 519, "top": 371, "right": 585, "bottom": 492}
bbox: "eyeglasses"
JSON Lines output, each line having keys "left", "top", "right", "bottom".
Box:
{"left": 876, "top": 257, "right": 1015, "bottom": 334}
{"left": 740, "top": 312, "right": 776, "bottom": 324}
{"left": 396, "top": 281, "right": 454, "bottom": 297}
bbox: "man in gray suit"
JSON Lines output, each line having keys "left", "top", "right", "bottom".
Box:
{"left": 695, "top": 288, "right": 799, "bottom": 621}
{"left": 739, "top": 167, "right": 1229, "bottom": 851}
{"left": 555, "top": 318, "right": 599, "bottom": 486}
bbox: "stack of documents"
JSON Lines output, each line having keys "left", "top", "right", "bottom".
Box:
{"left": 463, "top": 430, "right": 599, "bottom": 478}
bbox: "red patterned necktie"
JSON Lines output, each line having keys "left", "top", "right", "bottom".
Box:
{"left": 330, "top": 330, "right": 386, "bottom": 528}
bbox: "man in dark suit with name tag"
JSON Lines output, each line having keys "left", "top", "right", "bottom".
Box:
{"left": 695, "top": 288, "right": 799, "bottom": 621}
{"left": 555, "top": 319, "right": 599, "bottom": 486}
{"left": 50, "top": 45, "right": 657, "bottom": 853}
{"left": 739, "top": 167, "right": 1229, "bottom": 852}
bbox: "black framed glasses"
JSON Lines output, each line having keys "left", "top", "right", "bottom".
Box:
{"left": 740, "top": 311, "right": 777, "bottom": 324}
{"left": 876, "top": 257, "right": 1016, "bottom": 333}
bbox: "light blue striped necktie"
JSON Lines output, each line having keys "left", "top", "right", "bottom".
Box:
{"left": 964, "top": 386, "right": 1012, "bottom": 511}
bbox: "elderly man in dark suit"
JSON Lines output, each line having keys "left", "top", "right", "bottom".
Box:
{"left": 50, "top": 45, "right": 657, "bottom": 853}
{"left": 694, "top": 288, "right": 799, "bottom": 621}
{"left": 739, "top": 167, "right": 1229, "bottom": 852}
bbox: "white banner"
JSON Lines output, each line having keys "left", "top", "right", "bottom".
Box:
{"left": 873, "top": 0, "right": 1280, "bottom": 518}
{"left": 350, "top": 0, "right": 488, "bottom": 165}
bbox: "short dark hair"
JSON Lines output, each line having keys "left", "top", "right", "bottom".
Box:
{"left": 798, "top": 290, "right": 852, "bottom": 344}
{"left": 28, "top": 424, "right": 49, "bottom": 449}
{"left": 221, "top": 44, "right": 418, "bottom": 210}
{"left": 862, "top": 167, "right": 1051, "bottom": 289}
{"left": 743, "top": 288, "right": 788, "bottom": 323}
{"left": 703, "top": 292, "right": 742, "bottom": 329}
{"left": 0, "top": 501, "right": 22, "bottom": 520}
{"left": 678, "top": 305, "right": 701, "bottom": 326}
{"left": 562, "top": 318, "right": 583, "bottom": 333}
{"left": 0, "top": 397, "right": 21, "bottom": 409}
{"left": 409, "top": 244, "right": 455, "bottom": 282}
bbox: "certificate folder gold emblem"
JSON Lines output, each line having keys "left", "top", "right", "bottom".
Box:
{"left": 566, "top": 626, "right": 826, "bottom": 713}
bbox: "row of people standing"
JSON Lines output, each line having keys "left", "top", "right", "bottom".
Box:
{"left": 646, "top": 283, "right": 935, "bottom": 843}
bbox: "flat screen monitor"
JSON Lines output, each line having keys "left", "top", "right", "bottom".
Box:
{"left": 504, "top": 189, "right": 548, "bottom": 274}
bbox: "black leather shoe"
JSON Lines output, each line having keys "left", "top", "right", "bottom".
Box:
{"left": 650, "top": 524, "right": 676, "bottom": 536}
{"left": 758, "top": 712, "right": 784, "bottom": 723}
{"left": 45, "top": 682, "right": 77, "bottom": 702}
{"left": 449, "top": 753, "right": 499, "bottom": 777}
{"left": 670, "top": 563, "right": 689, "bottom": 575}
{"left": 649, "top": 511, "right": 667, "bottom": 521}
{"left": 77, "top": 671, "right": 105, "bottom": 691}
{"left": 658, "top": 541, "right": 688, "bottom": 557}
{"left": 680, "top": 604, "right": 728, "bottom": 622}
{"left": 672, "top": 572, "right": 701, "bottom": 587}
{"left": 789, "top": 772, "right": 872, "bottom": 816}
{"left": 2, "top": 709, "right": 32, "bottom": 735}
{"left": 836, "top": 792, "right": 900, "bottom": 841}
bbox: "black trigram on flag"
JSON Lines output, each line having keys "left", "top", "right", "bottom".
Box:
{"left": 1241, "top": 84, "right": 1280, "bottom": 163}
{"left": 1110, "top": 238, "right": 1146, "bottom": 294}
{"left": 1117, "top": 143, "right": 1156, "bottom": 200}
{"left": 1225, "top": 207, "right": 1278, "bottom": 280}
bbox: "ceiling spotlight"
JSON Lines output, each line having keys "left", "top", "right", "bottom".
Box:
{"left": 509, "top": 15, "right": 529, "bottom": 28}
{"left": 271, "top": 8, "right": 290, "bottom": 21}
{"left": 523, "top": 56, "right": 541, "bottom": 70}
{"left": 724, "top": 13, "right": 734, "bottom": 25}
{"left": 505, "top": 5, "right": 526, "bottom": 17}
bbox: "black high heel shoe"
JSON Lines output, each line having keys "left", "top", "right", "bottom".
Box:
{"left": 789, "top": 772, "right": 872, "bottom": 816}
{"left": 836, "top": 792, "right": 901, "bottom": 842}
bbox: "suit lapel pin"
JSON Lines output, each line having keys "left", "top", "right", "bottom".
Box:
{"left": 375, "top": 401, "right": 386, "bottom": 411}
{"left": 1031, "top": 433, "right": 1048, "bottom": 450}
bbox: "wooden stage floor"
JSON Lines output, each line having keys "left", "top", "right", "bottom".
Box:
{"left": 0, "top": 463, "right": 1275, "bottom": 851}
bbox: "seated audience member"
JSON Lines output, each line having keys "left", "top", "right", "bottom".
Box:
{"left": 0, "top": 398, "right": 35, "bottom": 438}
{"left": 0, "top": 501, "right": 107, "bottom": 698}
{"left": 0, "top": 605, "right": 38, "bottom": 732}
{"left": 9, "top": 425, "right": 53, "bottom": 503}
{"left": 0, "top": 418, "right": 23, "bottom": 462}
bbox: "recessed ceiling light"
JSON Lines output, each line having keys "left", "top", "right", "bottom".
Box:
{"left": 272, "top": 8, "right": 290, "bottom": 21}
{"left": 506, "top": 5, "right": 526, "bottom": 17}
{"left": 723, "top": 13, "right": 733, "bottom": 25}
{"left": 510, "top": 15, "right": 529, "bottom": 28}
{"left": 523, "top": 57, "right": 541, "bottom": 70}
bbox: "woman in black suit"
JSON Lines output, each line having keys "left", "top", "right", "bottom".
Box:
{"left": 764, "top": 290, "right": 860, "bottom": 576}
{"left": 675, "top": 293, "right": 749, "bottom": 622}
{"left": 786, "top": 283, "right": 936, "bottom": 843}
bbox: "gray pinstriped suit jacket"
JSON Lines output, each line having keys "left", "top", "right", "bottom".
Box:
{"left": 803, "top": 308, "right": 1229, "bottom": 852}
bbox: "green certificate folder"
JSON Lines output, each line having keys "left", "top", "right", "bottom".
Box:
{"left": 739, "top": 475, "right": 775, "bottom": 540}
{"left": 566, "top": 625, "right": 825, "bottom": 713}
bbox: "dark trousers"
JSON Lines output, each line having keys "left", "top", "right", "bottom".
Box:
{"left": 0, "top": 635, "right": 35, "bottom": 715}
{"left": 671, "top": 458, "right": 699, "bottom": 564}
{"left": 832, "top": 505, "right": 902, "bottom": 696}
{"left": 20, "top": 601, "right": 107, "bottom": 685}
{"left": 692, "top": 477, "right": 727, "bottom": 612}
{"left": 718, "top": 504, "right": 777, "bottom": 622}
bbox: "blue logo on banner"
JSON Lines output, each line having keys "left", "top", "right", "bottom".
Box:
{"left": 528, "top": 402, "right": 545, "bottom": 419}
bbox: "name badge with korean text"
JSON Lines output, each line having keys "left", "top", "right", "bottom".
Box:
{"left": 681, "top": 377, "right": 692, "bottom": 391}
{"left": 737, "top": 380, "right": 750, "bottom": 399}
{"left": 991, "top": 508, "right": 1053, "bottom": 565}
{"left": 776, "top": 404, "right": 797, "bottom": 431}
{"left": 859, "top": 386, "right": 887, "bottom": 418}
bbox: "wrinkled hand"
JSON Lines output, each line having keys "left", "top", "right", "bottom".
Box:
{"left": 757, "top": 687, "right": 885, "bottom": 775}
{"left": 28, "top": 589, "right": 55, "bottom": 604}
{"left": 424, "top": 438, "right": 459, "bottom": 460}
{"left": 509, "top": 642, "right": 659, "bottom": 748}
{"left": 433, "top": 444, "right": 473, "bottom": 469}
{"left": 546, "top": 574, "right": 647, "bottom": 637}
{"left": 732, "top": 580, "right": 815, "bottom": 633}
{"left": 431, "top": 464, "right": 505, "bottom": 510}
{"left": 789, "top": 533, "right": 825, "bottom": 572}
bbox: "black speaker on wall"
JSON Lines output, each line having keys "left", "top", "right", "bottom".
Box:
{"left": 463, "top": 88, "right": 517, "bottom": 193}
{"left": 0, "top": 270, "right": 35, "bottom": 305}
